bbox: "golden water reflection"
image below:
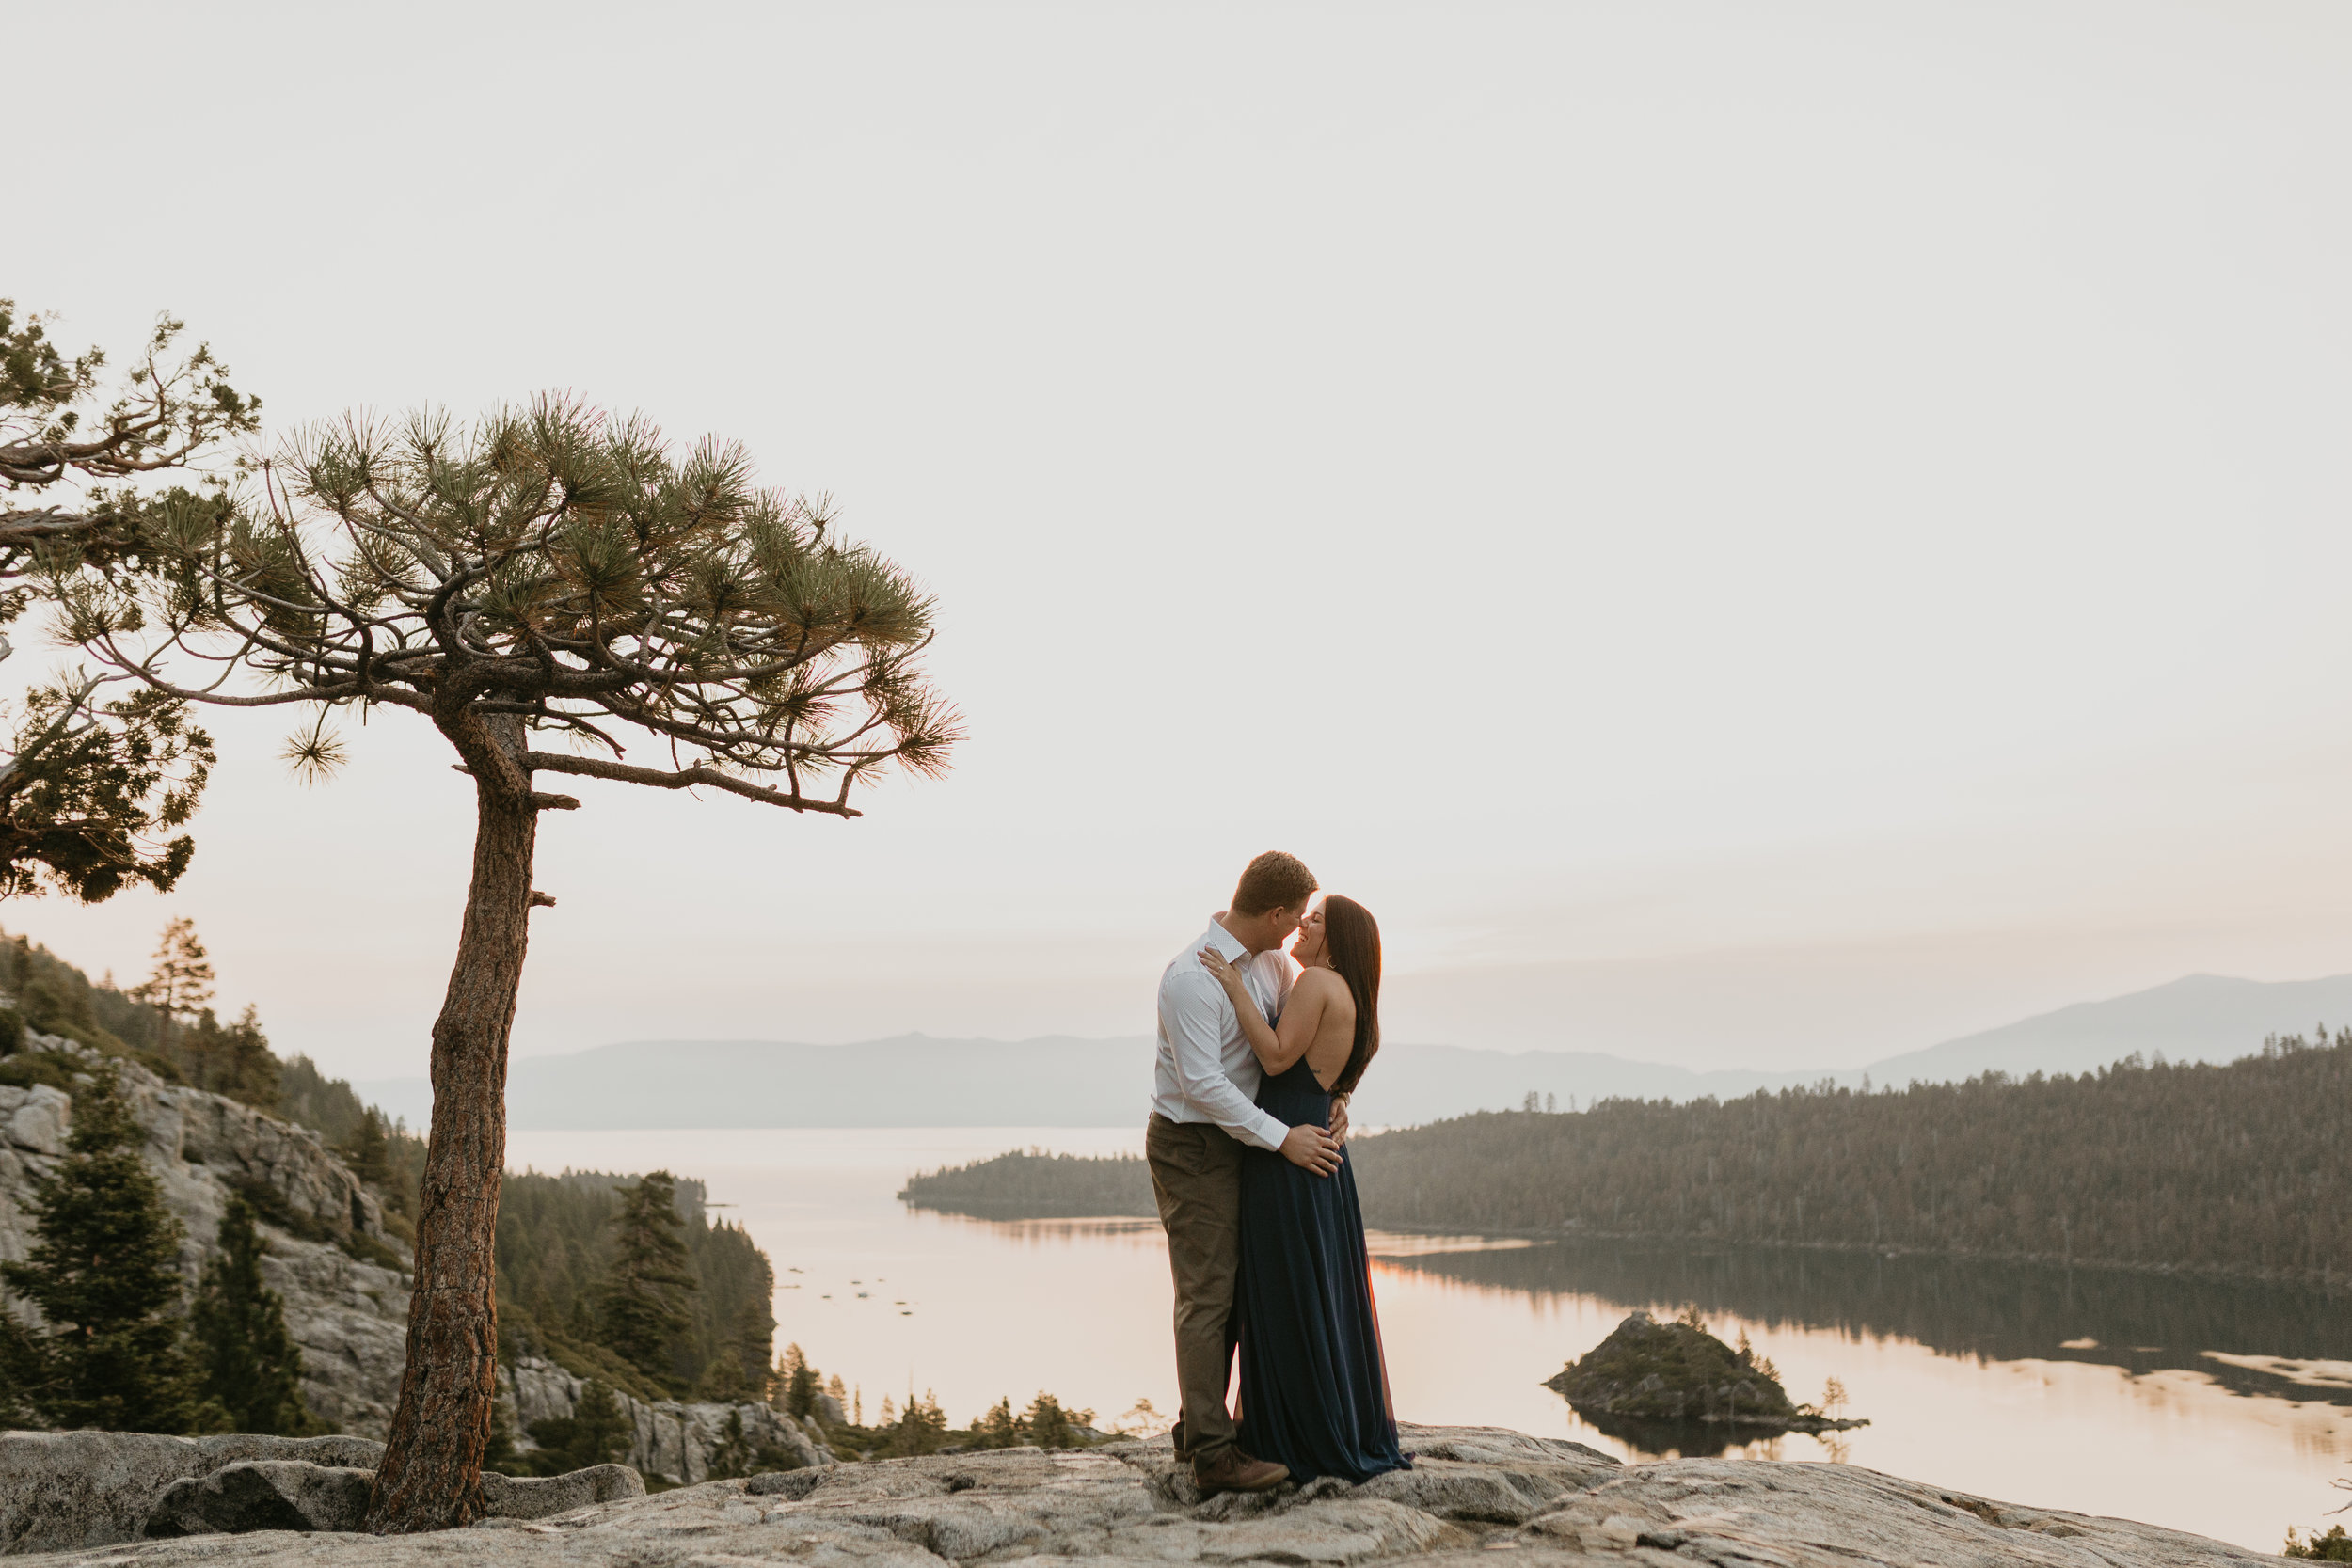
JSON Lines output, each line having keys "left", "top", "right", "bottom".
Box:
{"left": 507, "top": 1127, "right": 2348, "bottom": 1555}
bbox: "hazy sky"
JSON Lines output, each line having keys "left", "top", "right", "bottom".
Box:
{"left": 12, "top": 1, "right": 2352, "bottom": 1081}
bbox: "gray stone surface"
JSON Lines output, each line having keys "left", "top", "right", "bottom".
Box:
{"left": 501, "top": 1355, "right": 833, "bottom": 1480}
{"left": 4, "top": 1423, "right": 2275, "bottom": 1568}
{"left": 144, "top": 1464, "right": 373, "bottom": 1537}
{"left": 0, "top": 1039, "right": 412, "bottom": 1437}
{"left": 0, "top": 1433, "right": 382, "bottom": 1555}
{"left": 479, "top": 1466, "right": 645, "bottom": 1520}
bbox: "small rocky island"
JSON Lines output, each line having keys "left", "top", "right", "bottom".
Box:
{"left": 1547, "top": 1312, "right": 1868, "bottom": 1440}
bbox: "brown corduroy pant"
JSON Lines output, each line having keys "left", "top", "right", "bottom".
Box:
{"left": 1146, "top": 1113, "right": 1245, "bottom": 1467}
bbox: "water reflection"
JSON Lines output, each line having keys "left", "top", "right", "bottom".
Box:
{"left": 1375, "top": 1237, "right": 2352, "bottom": 1407}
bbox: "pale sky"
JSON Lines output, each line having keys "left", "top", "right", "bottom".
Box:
{"left": 11, "top": 1, "right": 2352, "bottom": 1082}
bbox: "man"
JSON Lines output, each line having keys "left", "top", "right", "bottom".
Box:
{"left": 1147, "top": 850, "right": 1346, "bottom": 1496}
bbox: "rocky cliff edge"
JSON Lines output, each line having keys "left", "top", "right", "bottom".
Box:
{"left": 0, "top": 1038, "right": 410, "bottom": 1435}
{"left": 3, "top": 1424, "right": 2276, "bottom": 1568}
{"left": 0, "top": 1041, "right": 833, "bottom": 1481}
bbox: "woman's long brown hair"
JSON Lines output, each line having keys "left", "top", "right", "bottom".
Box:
{"left": 1323, "top": 895, "right": 1382, "bottom": 1095}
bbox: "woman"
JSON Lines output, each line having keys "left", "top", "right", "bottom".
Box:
{"left": 1199, "top": 895, "right": 1407, "bottom": 1485}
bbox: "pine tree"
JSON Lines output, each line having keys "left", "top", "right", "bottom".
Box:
{"left": 971, "top": 1397, "right": 1021, "bottom": 1449}
{"left": 879, "top": 1390, "right": 947, "bottom": 1457}
{"left": 0, "top": 1064, "right": 198, "bottom": 1431}
{"left": 1022, "top": 1393, "right": 1094, "bottom": 1449}
{"left": 342, "top": 1108, "right": 390, "bottom": 1189}
{"left": 0, "top": 305, "right": 240, "bottom": 905}
{"left": 597, "top": 1171, "right": 696, "bottom": 1390}
{"left": 58, "top": 395, "right": 955, "bottom": 1529}
{"left": 189, "top": 1195, "right": 314, "bottom": 1434}
{"left": 211, "top": 1005, "right": 278, "bottom": 1111}
{"left": 133, "top": 918, "right": 215, "bottom": 1018}
{"left": 131, "top": 919, "right": 213, "bottom": 1077}
{"left": 779, "top": 1342, "right": 819, "bottom": 1418}
{"left": 521, "top": 1379, "right": 632, "bottom": 1472}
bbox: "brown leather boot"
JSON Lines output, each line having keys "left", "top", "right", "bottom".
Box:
{"left": 1194, "top": 1450, "right": 1289, "bottom": 1495}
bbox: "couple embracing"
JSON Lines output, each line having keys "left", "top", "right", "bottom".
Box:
{"left": 1146, "top": 850, "right": 1408, "bottom": 1496}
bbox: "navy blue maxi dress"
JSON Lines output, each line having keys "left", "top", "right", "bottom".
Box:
{"left": 1232, "top": 1058, "right": 1410, "bottom": 1484}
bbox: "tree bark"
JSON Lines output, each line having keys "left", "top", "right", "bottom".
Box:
{"left": 366, "top": 729, "right": 541, "bottom": 1532}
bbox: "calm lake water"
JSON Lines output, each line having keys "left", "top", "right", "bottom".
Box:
{"left": 506, "top": 1126, "right": 2352, "bottom": 1554}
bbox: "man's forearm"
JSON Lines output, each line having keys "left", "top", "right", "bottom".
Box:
{"left": 1187, "top": 1074, "right": 1287, "bottom": 1150}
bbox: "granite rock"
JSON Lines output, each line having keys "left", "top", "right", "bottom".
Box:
{"left": 3, "top": 1423, "right": 2275, "bottom": 1568}
{"left": 479, "top": 1466, "right": 645, "bottom": 1520}
{"left": 501, "top": 1355, "right": 833, "bottom": 1480}
{"left": 0, "top": 1433, "right": 382, "bottom": 1554}
{"left": 145, "top": 1463, "right": 373, "bottom": 1537}
{"left": 0, "top": 1039, "right": 411, "bottom": 1437}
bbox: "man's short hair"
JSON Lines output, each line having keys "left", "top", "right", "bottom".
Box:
{"left": 1232, "top": 851, "right": 1317, "bottom": 917}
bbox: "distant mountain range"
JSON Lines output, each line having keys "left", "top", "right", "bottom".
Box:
{"left": 350, "top": 970, "right": 2352, "bottom": 1132}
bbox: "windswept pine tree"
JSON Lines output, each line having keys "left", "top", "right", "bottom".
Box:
{"left": 0, "top": 1064, "right": 198, "bottom": 1431}
{"left": 54, "top": 398, "right": 959, "bottom": 1528}
{"left": 597, "top": 1171, "right": 697, "bottom": 1391}
{"left": 188, "top": 1194, "right": 314, "bottom": 1435}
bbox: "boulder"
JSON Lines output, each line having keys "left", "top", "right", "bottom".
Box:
{"left": 0, "top": 1433, "right": 208, "bottom": 1555}
{"left": 140, "top": 1460, "right": 642, "bottom": 1540}
{"left": 744, "top": 1468, "right": 827, "bottom": 1500}
{"left": 198, "top": 1435, "right": 384, "bottom": 1471}
{"left": 144, "top": 1461, "right": 373, "bottom": 1537}
{"left": 0, "top": 1432, "right": 381, "bottom": 1554}
{"left": 479, "top": 1465, "right": 644, "bottom": 1520}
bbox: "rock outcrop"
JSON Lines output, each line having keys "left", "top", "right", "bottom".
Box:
{"left": 0, "top": 1432, "right": 384, "bottom": 1554}
{"left": 0, "top": 1038, "right": 412, "bottom": 1435}
{"left": 502, "top": 1355, "right": 834, "bottom": 1479}
{"left": 142, "top": 1460, "right": 644, "bottom": 1537}
{"left": 3, "top": 1043, "right": 835, "bottom": 1463}
{"left": 5, "top": 1423, "right": 2273, "bottom": 1568}
{"left": 145, "top": 1462, "right": 377, "bottom": 1538}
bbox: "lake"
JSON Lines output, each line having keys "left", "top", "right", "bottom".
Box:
{"left": 506, "top": 1126, "right": 2352, "bottom": 1554}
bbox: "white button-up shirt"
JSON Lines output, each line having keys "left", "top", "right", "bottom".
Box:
{"left": 1152, "top": 916, "right": 1293, "bottom": 1151}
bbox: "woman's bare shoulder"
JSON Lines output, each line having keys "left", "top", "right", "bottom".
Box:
{"left": 1296, "top": 969, "right": 1352, "bottom": 1006}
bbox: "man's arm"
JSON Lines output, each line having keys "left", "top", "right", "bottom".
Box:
{"left": 1162, "top": 970, "right": 1289, "bottom": 1151}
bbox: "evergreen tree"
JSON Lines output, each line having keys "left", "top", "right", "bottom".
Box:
{"left": 188, "top": 1195, "right": 314, "bottom": 1434}
{"left": 879, "top": 1389, "right": 947, "bottom": 1457}
{"left": 0, "top": 1310, "right": 47, "bottom": 1426}
{"left": 0, "top": 1065, "right": 198, "bottom": 1431}
{"left": 1022, "top": 1393, "right": 1094, "bottom": 1449}
{"left": 970, "top": 1397, "right": 1021, "bottom": 1449}
{"left": 519, "top": 1379, "right": 632, "bottom": 1473}
{"left": 0, "top": 303, "right": 240, "bottom": 904}
{"left": 208, "top": 1005, "right": 278, "bottom": 1110}
{"left": 597, "top": 1171, "right": 696, "bottom": 1390}
{"left": 130, "top": 917, "right": 214, "bottom": 1020}
{"left": 341, "top": 1108, "right": 390, "bottom": 1189}
{"left": 779, "top": 1342, "right": 819, "bottom": 1418}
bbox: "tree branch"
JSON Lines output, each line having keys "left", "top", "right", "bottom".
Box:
{"left": 521, "top": 751, "right": 862, "bottom": 816}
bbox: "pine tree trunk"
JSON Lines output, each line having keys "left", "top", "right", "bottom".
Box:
{"left": 366, "top": 750, "right": 540, "bottom": 1532}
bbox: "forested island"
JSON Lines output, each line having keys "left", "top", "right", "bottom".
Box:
{"left": 902, "top": 1033, "right": 2352, "bottom": 1285}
